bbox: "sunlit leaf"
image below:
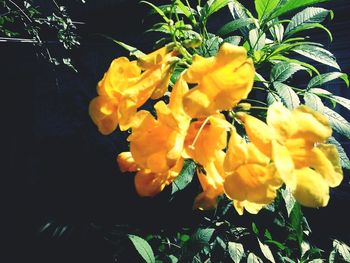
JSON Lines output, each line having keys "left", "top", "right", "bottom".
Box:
{"left": 128, "top": 234, "right": 155, "bottom": 263}
{"left": 218, "top": 18, "right": 255, "bottom": 36}
{"left": 273, "top": 82, "right": 300, "bottom": 109}
{"left": 323, "top": 107, "right": 350, "bottom": 139}
{"left": 255, "top": 0, "right": 280, "bottom": 21}
{"left": 304, "top": 92, "right": 325, "bottom": 113}
{"left": 247, "top": 252, "right": 264, "bottom": 263}
{"left": 327, "top": 137, "right": 350, "bottom": 170}
{"left": 258, "top": 238, "right": 276, "bottom": 263}
{"left": 307, "top": 72, "right": 349, "bottom": 89}
{"left": 270, "top": 62, "right": 306, "bottom": 82}
{"left": 292, "top": 45, "right": 340, "bottom": 70}
{"left": 228, "top": 242, "right": 245, "bottom": 263}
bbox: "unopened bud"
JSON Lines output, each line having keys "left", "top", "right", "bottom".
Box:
{"left": 237, "top": 103, "right": 251, "bottom": 111}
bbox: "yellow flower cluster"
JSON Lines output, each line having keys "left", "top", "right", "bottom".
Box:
{"left": 90, "top": 43, "right": 343, "bottom": 215}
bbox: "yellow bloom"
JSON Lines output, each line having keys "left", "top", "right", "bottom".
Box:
{"left": 239, "top": 102, "right": 343, "bottom": 208}
{"left": 134, "top": 158, "right": 184, "bottom": 197}
{"left": 128, "top": 76, "right": 191, "bottom": 173}
{"left": 117, "top": 152, "right": 139, "bottom": 173}
{"left": 182, "top": 43, "right": 255, "bottom": 118}
{"left": 233, "top": 200, "right": 265, "bottom": 215}
{"left": 193, "top": 151, "right": 227, "bottom": 210}
{"left": 223, "top": 130, "right": 282, "bottom": 210}
{"left": 183, "top": 114, "right": 231, "bottom": 165}
{"left": 89, "top": 47, "right": 175, "bottom": 134}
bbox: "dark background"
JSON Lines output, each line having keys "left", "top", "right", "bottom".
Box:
{"left": 2, "top": 1, "right": 349, "bottom": 262}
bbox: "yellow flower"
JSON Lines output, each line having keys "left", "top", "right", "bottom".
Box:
{"left": 239, "top": 102, "right": 343, "bottom": 208}
{"left": 117, "top": 151, "right": 184, "bottom": 197}
{"left": 128, "top": 76, "right": 191, "bottom": 173}
{"left": 223, "top": 130, "right": 282, "bottom": 212}
{"left": 182, "top": 43, "right": 255, "bottom": 118}
{"left": 134, "top": 158, "right": 184, "bottom": 197}
{"left": 183, "top": 114, "right": 231, "bottom": 165}
{"left": 193, "top": 151, "right": 227, "bottom": 210}
{"left": 89, "top": 47, "right": 175, "bottom": 134}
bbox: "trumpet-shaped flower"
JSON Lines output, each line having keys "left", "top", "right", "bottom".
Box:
{"left": 193, "top": 151, "right": 227, "bottom": 210}
{"left": 182, "top": 43, "right": 255, "bottom": 118}
{"left": 117, "top": 151, "right": 184, "bottom": 197}
{"left": 128, "top": 76, "right": 191, "bottom": 173}
{"left": 239, "top": 102, "right": 343, "bottom": 208}
{"left": 89, "top": 47, "right": 175, "bottom": 134}
{"left": 223, "top": 130, "right": 282, "bottom": 213}
{"left": 183, "top": 114, "right": 232, "bottom": 165}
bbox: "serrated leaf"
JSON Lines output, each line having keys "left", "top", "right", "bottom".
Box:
{"left": 309, "top": 88, "right": 332, "bottom": 95}
{"left": 228, "top": 242, "right": 245, "bottom": 263}
{"left": 323, "top": 107, "right": 350, "bottom": 139}
{"left": 224, "top": 36, "right": 242, "bottom": 46}
{"left": 267, "top": 92, "right": 282, "bottom": 106}
{"left": 247, "top": 252, "right": 264, "bottom": 263}
{"left": 268, "top": 19, "right": 284, "bottom": 42}
{"left": 270, "top": 0, "right": 331, "bottom": 20}
{"left": 333, "top": 239, "right": 350, "bottom": 261}
{"left": 171, "top": 159, "right": 196, "bottom": 195}
{"left": 270, "top": 62, "right": 306, "bottom": 82}
{"left": 218, "top": 18, "right": 255, "bottom": 36}
{"left": 258, "top": 238, "right": 276, "bottom": 263}
{"left": 307, "top": 72, "right": 349, "bottom": 89}
{"left": 192, "top": 228, "right": 215, "bottom": 244}
{"left": 255, "top": 0, "right": 280, "bottom": 21}
{"left": 327, "top": 137, "right": 350, "bottom": 170}
{"left": 304, "top": 92, "right": 325, "bottom": 113}
{"left": 270, "top": 55, "right": 319, "bottom": 75}
{"left": 292, "top": 45, "right": 340, "bottom": 70}
{"left": 273, "top": 82, "right": 300, "bottom": 109}
{"left": 285, "top": 7, "right": 331, "bottom": 35}
{"left": 197, "top": 34, "right": 222, "bottom": 57}
{"left": 281, "top": 188, "right": 296, "bottom": 217}
{"left": 228, "top": 1, "right": 251, "bottom": 38}
{"left": 249, "top": 28, "right": 266, "bottom": 50}
{"left": 128, "top": 234, "right": 155, "bottom": 263}
{"left": 207, "top": 0, "right": 231, "bottom": 16}
{"left": 330, "top": 96, "right": 350, "bottom": 111}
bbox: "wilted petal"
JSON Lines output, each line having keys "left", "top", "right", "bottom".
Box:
{"left": 293, "top": 168, "right": 330, "bottom": 208}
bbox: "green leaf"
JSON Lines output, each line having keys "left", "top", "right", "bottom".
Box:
{"left": 308, "top": 72, "right": 349, "bottom": 90}
{"left": 249, "top": 28, "right": 266, "bottom": 50}
{"left": 270, "top": 0, "right": 331, "bottom": 20}
{"left": 281, "top": 188, "right": 296, "bottom": 217}
{"left": 292, "top": 45, "right": 340, "bottom": 70}
{"left": 289, "top": 203, "right": 304, "bottom": 246}
{"left": 223, "top": 36, "right": 242, "bottom": 46}
{"left": 228, "top": 1, "right": 252, "bottom": 38}
{"left": 218, "top": 18, "right": 255, "bottom": 36}
{"left": 309, "top": 87, "right": 332, "bottom": 95}
{"left": 128, "top": 234, "right": 155, "bottom": 263}
{"left": 270, "top": 62, "right": 306, "bottom": 82}
{"left": 273, "top": 82, "right": 300, "bottom": 109}
{"left": 327, "top": 137, "right": 350, "bottom": 170}
{"left": 107, "top": 38, "right": 145, "bottom": 58}
{"left": 258, "top": 238, "right": 276, "bottom": 263}
{"left": 285, "top": 7, "right": 331, "bottom": 35}
{"left": 286, "top": 23, "right": 333, "bottom": 42}
{"left": 228, "top": 242, "right": 245, "bottom": 263}
{"left": 267, "top": 91, "right": 282, "bottom": 106}
{"left": 255, "top": 0, "right": 280, "bottom": 20}
{"left": 323, "top": 107, "right": 350, "bottom": 139}
{"left": 331, "top": 96, "right": 350, "bottom": 111}
{"left": 252, "top": 222, "right": 259, "bottom": 235}
{"left": 168, "top": 255, "right": 178, "bottom": 263}
{"left": 269, "top": 55, "right": 319, "bottom": 75}
{"left": 197, "top": 34, "right": 222, "bottom": 57}
{"left": 333, "top": 239, "right": 350, "bottom": 262}
{"left": 247, "top": 252, "right": 264, "bottom": 263}
{"left": 304, "top": 92, "right": 325, "bottom": 113}
{"left": 207, "top": 0, "right": 231, "bottom": 16}
{"left": 141, "top": 1, "right": 170, "bottom": 23}
{"left": 268, "top": 19, "right": 284, "bottom": 42}
{"left": 192, "top": 228, "right": 215, "bottom": 245}
{"left": 171, "top": 159, "right": 196, "bottom": 194}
